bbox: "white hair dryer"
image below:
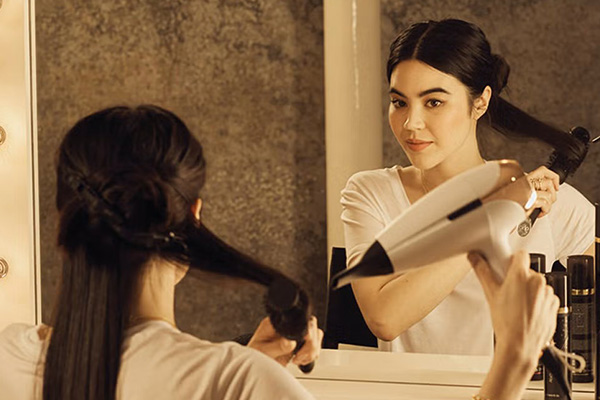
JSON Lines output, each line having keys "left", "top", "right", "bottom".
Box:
{"left": 330, "top": 160, "right": 537, "bottom": 289}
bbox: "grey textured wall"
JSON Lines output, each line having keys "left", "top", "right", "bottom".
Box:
{"left": 36, "top": 0, "right": 326, "bottom": 341}
{"left": 381, "top": 0, "right": 600, "bottom": 204}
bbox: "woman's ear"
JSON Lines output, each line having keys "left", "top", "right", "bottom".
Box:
{"left": 191, "top": 198, "right": 203, "bottom": 221}
{"left": 472, "top": 85, "right": 492, "bottom": 120}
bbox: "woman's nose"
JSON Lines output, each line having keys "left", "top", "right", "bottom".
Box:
{"left": 403, "top": 107, "right": 425, "bottom": 131}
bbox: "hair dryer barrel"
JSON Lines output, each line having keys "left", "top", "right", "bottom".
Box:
{"left": 330, "top": 200, "right": 525, "bottom": 289}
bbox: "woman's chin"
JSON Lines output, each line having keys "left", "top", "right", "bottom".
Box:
{"left": 406, "top": 155, "right": 441, "bottom": 171}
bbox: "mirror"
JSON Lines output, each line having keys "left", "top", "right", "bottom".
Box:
{"left": 364, "top": 0, "right": 600, "bottom": 372}
{"left": 35, "top": 1, "right": 327, "bottom": 341}
{"left": 35, "top": 0, "right": 599, "bottom": 362}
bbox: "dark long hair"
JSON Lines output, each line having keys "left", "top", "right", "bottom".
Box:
{"left": 44, "top": 105, "right": 287, "bottom": 400}
{"left": 386, "top": 19, "right": 586, "bottom": 160}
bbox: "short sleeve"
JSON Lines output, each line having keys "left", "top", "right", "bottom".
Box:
{"left": 216, "top": 344, "right": 315, "bottom": 400}
{"left": 341, "top": 171, "right": 396, "bottom": 268}
{"left": 550, "top": 183, "right": 594, "bottom": 259}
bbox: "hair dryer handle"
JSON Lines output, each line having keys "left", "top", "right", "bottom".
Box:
{"left": 482, "top": 235, "right": 513, "bottom": 282}
{"left": 479, "top": 200, "right": 524, "bottom": 281}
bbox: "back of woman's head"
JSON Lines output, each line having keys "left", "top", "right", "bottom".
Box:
{"left": 56, "top": 105, "right": 206, "bottom": 256}
{"left": 45, "top": 105, "right": 206, "bottom": 400}
{"left": 46, "top": 105, "right": 290, "bottom": 400}
{"left": 386, "top": 18, "right": 586, "bottom": 163}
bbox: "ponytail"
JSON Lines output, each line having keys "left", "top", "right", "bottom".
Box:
{"left": 43, "top": 244, "right": 138, "bottom": 400}
{"left": 485, "top": 53, "right": 587, "bottom": 162}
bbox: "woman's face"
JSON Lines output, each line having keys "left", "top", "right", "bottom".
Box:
{"left": 388, "top": 60, "right": 480, "bottom": 171}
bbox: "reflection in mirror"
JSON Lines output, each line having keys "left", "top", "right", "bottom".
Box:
{"left": 36, "top": 1, "right": 327, "bottom": 342}
{"left": 33, "top": 0, "right": 599, "bottom": 372}
{"left": 338, "top": 0, "right": 600, "bottom": 360}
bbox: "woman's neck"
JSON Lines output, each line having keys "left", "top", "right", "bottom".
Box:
{"left": 421, "top": 138, "right": 485, "bottom": 191}
{"left": 130, "top": 260, "right": 177, "bottom": 327}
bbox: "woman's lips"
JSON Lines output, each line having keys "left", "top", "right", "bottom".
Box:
{"left": 405, "top": 140, "right": 433, "bottom": 152}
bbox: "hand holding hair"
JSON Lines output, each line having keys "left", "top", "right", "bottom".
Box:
{"left": 265, "top": 277, "right": 321, "bottom": 373}
{"left": 248, "top": 316, "right": 323, "bottom": 368}
{"left": 527, "top": 126, "right": 592, "bottom": 226}
{"left": 525, "top": 166, "right": 560, "bottom": 219}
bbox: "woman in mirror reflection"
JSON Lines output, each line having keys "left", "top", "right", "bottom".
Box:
{"left": 341, "top": 17, "right": 594, "bottom": 396}
{"left": 0, "top": 105, "right": 322, "bottom": 400}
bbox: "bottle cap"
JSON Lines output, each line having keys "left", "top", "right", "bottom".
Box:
{"left": 546, "top": 271, "right": 570, "bottom": 308}
{"left": 552, "top": 260, "right": 566, "bottom": 272}
{"left": 568, "top": 255, "right": 594, "bottom": 290}
{"left": 529, "top": 253, "right": 545, "bottom": 273}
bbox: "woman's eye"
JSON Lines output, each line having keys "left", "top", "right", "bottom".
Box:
{"left": 426, "top": 99, "right": 443, "bottom": 108}
{"left": 391, "top": 98, "right": 406, "bottom": 108}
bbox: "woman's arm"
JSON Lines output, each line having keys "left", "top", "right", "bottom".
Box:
{"left": 343, "top": 166, "right": 561, "bottom": 342}
{"left": 247, "top": 316, "right": 323, "bottom": 367}
{"left": 471, "top": 251, "right": 558, "bottom": 400}
{"left": 342, "top": 175, "right": 472, "bottom": 340}
{"left": 351, "top": 257, "right": 471, "bottom": 340}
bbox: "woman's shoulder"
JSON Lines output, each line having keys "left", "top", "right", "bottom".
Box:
{"left": 0, "top": 323, "right": 44, "bottom": 363}
{"left": 123, "top": 321, "right": 281, "bottom": 375}
{"left": 345, "top": 165, "right": 403, "bottom": 188}
{"left": 0, "top": 322, "right": 33, "bottom": 339}
{"left": 0, "top": 323, "right": 44, "bottom": 344}
{"left": 120, "top": 322, "right": 312, "bottom": 399}
{"left": 553, "top": 182, "right": 593, "bottom": 214}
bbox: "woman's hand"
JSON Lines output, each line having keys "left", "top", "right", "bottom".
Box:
{"left": 247, "top": 316, "right": 323, "bottom": 367}
{"left": 470, "top": 250, "right": 559, "bottom": 400}
{"left": 526, "top": 166, "right": 560, "bottom": 218}
{"left": 471, "top": 250, "right": 558, "bottom": 364}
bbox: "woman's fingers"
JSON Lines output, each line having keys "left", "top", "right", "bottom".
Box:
{"left": 528, "top": 166, "right": 560, "bottom": 191}
{"left": 293, "top": 316, "right": 323, "bottom": 366}
{"left": 248, "top": 315, "right": 323, "bottom": 367}
{"left": 469, "top": 252, "right": 500, "bottom": 302}
{"left": 531, "top": 189, "right": 554, "bottom": 217}
{"left": 527, "top": 166, "right": 560, "bottom": 218}
{"left": 248, "top": 317, "right": 296, "bottom": 363}
{"left": 504, "top": 250, "right": 529, "bottom": 285}
{"left": 525, "top": 272, "right": 546, "bottom": 321}
{"left": 539, "top": 179, "right": 557, "bottom": 202}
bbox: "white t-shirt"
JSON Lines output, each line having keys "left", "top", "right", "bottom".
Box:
{"left": 341, "top": 166, "right": 594, "bottom": 355}
{"left": 0, "top": 321, "right": 314, "bottom": 400}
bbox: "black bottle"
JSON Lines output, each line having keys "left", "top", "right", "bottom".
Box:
{"left": 545, "top": 271, "right": 572, "bottom": 400}
{"left": 568, "top": 255, "right": 595, "bottom": 382}
{"left": 530, "top": 253, "right": 546, "bottom": 381}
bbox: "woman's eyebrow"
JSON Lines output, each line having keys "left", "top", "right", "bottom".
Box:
{"left": 389, "top": 87, "right": 452, "bottom": 97}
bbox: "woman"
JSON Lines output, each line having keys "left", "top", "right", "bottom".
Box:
{"left": 341, "top": 19, "right": 594, "bottom": 354}
{"left": 0, "top": 105, "right": 321, "bottom": 400}
{"left": 0, "top": 105, "right": 559, "bottom": 400}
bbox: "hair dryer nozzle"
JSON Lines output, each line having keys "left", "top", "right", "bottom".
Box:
{"left": 330, "top": 241, "right": 394, "bottom": 290}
